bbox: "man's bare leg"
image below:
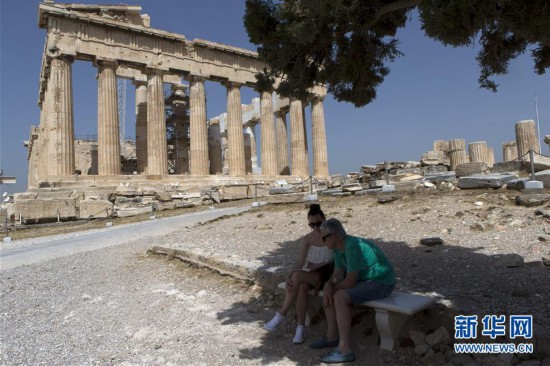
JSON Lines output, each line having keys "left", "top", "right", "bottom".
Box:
{"left": 334, "top": 289, "right": 353, "bottom": 353}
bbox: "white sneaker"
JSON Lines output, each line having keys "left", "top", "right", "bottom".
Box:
{"left": 263, "top": 312, "right": 286, "bottom": 332}
{"left": 293, "top": 324, "right": 307, "bottom": 344}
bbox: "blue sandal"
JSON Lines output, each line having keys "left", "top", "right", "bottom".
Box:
{"left": 320, "top": 350, "right": 356, "bottom": 364}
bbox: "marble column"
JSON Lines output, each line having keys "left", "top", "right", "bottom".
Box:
{"left": 170, "top": 83, "right": 189, "bottom": 174}
{"left": 221, "top": 132, "right": 229, "bottom": 175}
{"left": 468, "top": 141, "right": 487, "bottom": 164}
{"left": 38, "top": 93, "right": 49, "bottom": 181}
{"left": 146, "top": 69, "right": 168, "bottom": 175}
{"left": 449, "top": 138, "right": 468, "bottom": 171}
{"left": 244, "top": 133, "right": 252, "bottom": 174}
{"left": 486, "top": 146, "right": 494, "bottom": 168}
{"left": 96, "top": 59, "right": 120, "bottom": 175}
{"left": 245, "top": 124, "right": 258, "bottom": 171}
{"left": 289, "top": 98, "right": 309, "bottom": 176}
{"left": 188, "top": 75, "right": 209, "bottom": 175}
{"left": 208, "top": 118, "right": 222, "bottom": 174}
{"left": 275, "top": 109, "right": 290, "bottom": 175}
{"left": 311, "top": 96, "right": 329, "bottom": 177}
{"left": 174, "top": 120, "right": 189, "bottom": 174}
{"left": 260, "top": 91, "right": 277, "bottom": 176}
{"left": 226, "top": 82, "right": 246, "bottom": 176}
{"left": 515, "top": 120, "right": 540, "bottom": 160}
{"left": 433, "top": 140, "right": 449, "bottom": 153}
{"left": 502, "top": 141, "right": 518, "bottom": 162}
{"left": 46, "top": 56, "right": 75, "bottom": 176}
{"left": 133, "top": 80, "right": 148, "bottom": 173}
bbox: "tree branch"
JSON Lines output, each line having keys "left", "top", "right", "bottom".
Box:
{"left": 369, "top": 0, "right": 422, "bottom": 27}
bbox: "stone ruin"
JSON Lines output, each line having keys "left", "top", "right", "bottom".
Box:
{"left": 328, "top": 119, "right": 550, "bottom": 196}
{"left": 10, "top": 3, "right": 550, "bottom": 223}
{"left": 13, "top": 2, "right": 332, "bottom": 223}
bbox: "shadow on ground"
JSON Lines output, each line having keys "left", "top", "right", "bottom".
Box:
{"left": 213, "top": 237, "right": 549, "bottom": 365}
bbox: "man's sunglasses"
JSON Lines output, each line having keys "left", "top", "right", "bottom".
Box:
{"left": 321, "top": 233, "right": 332, "bottom": 242}
{"left": 308, "top": 222, "right": 323, "bottom": 228}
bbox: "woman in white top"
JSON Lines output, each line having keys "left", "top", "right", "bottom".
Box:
{"left": 264, "top": 204, "right": 334, "bottom": 344}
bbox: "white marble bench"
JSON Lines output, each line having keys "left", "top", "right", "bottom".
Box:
{"left": 277, "top": 282, "right": 435, "bottom": 351}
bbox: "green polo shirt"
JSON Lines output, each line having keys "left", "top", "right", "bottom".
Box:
{"left": 334, "top": 235, "right": 396, "bottom": 285}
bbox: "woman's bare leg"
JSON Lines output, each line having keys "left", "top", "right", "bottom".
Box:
{"left": 279, "top": 288, "right": 297, "bottom": 316}
{"left": 296, "top": 282, "right": 310, "bottom": 325}
{"left": 280, "top": 270, "right": 322, "bottom": 316}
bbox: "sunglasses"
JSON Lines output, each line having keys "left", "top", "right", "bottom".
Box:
{"left": 308, "top": 221, "right": 323, "bottom": 228}
{"left": 322, "top": 233, "right": 333, "bottom": 242}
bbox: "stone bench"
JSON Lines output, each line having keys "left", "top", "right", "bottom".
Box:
{"left": 277, "top": 282, "right": 435, "bottom": 351}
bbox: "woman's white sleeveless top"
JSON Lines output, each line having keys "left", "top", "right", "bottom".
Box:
{"left": 305, "top": 244, "right": 333, "bottom": 264}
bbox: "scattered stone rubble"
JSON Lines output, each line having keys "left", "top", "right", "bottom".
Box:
{"left": 320, "top": 134, "right": 550, "bottom": 204}
{"left": 8, "top": 183, "right": 256, "bottom": 224}
{"left": 407, "top": 327, "right": 550, "bottom": 366}
{"left": 11, "top": 128, "right": 550, "bottom": 225}
{"left": 7, "top": 177, "right": 328, "bottom": 224}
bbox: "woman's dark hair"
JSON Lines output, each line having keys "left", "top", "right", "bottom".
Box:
{"left": 308, "top": 203, "right": 325, "bottom": 220}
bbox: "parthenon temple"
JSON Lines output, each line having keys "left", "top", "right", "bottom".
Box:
{"left": 26, "top": 2, "right": 329, "bottom": 190}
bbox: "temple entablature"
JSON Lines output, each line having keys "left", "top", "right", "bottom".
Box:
{"left": 37, "top": 2, "right": 263, "bottom": 104}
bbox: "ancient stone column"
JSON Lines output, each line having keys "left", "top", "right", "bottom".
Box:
{"left": 225, "top": 82, "right": 246, "bottom": 176}
{"left": 486, "top": 146, "right": 494, "bottom": 168}
{"left": 96, "top": 59, "right": 120, "bottom": 175}
{"left": 468, "top": 141, "right": 487, "bottom": 163}
{"left": 208, "top": 118, "right": 222, "bottom": 174}
{"left": 275, "top": 109, "right": 290, "bottom": 175}
{"left": 502, "top": 141, "right": 518, "bottom": 162}
{"left": 433, "top": 140, "right": 449, "bottom": 153}
{"left": 289, "top": 98, "right": 309, "bottom": 176}
{"left": 188, "top": 75, "right": 209, "bottom": 175}
{"left": 311, "top": 96, "right": 329, "bottom": 177}
{"left": 221, "top": 132, "right": 229, "bottom": 175}
{"left": 146, "top": 69, "right": 168, "bottom": 175}
{"left": 37, "top": 93, "right": 50, "bottom": 181}
{"left": 46, "top": 56, "right": 75, "bottom": 176}
{"left": 260, "top": 90, "right": 277, "bottom": 176}
{"left": 26, "top": 126, "right": 41, "bottom": 187}
{"left": 245, "top": 125, "right": 258, "bottom": 171}
{"left": 133, "top": 80, "right": 148, "bottom": 173}
{"left": 244, "top": 133, "right": 252, "bottom": 174}
{"left": 448, "top": 139, "right": 468, "bottom": 171}
{"left": 174, "top": 121, "right": 189, "bottom": 174}
{"left": 168, "top": 83, "right": 189, "bottom": 175}
{"left": 515, "top": 120, "right": 540, "bottom": 160}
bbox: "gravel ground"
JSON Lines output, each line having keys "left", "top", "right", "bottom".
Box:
{"left": 155, "top": 189, "right": 550, "bottom": 339}
{"left": 1, "top": 188, "right": 549, "bottom": 365}
{"left": 0, "top": 206, "right": 419, "bottom": 366}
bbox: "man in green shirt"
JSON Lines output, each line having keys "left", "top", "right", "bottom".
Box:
{"left": 310, "top": 218, "right": 396, "bottom": 364}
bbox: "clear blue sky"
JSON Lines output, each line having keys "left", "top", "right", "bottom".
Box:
{"left": 1, "top": 1, "right": 549, "bottom": 194}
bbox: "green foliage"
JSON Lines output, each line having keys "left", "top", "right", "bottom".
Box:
{"left": 244, "top": 0, "right": 550, "bottom": 107}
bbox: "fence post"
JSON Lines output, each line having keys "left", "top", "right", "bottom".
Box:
{"left": 529, "top": 148, "right": 535, "bottom": 181}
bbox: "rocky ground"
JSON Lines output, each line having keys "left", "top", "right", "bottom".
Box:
{"left": 1, "top": 187, "right": 549, "bottom": 365}
{"left": 153, "top": 187, "right": 550, "bottom": 364}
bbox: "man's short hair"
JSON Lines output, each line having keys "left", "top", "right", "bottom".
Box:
{"left": 321, "top": 218, "right": 347, "bottom": 240}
